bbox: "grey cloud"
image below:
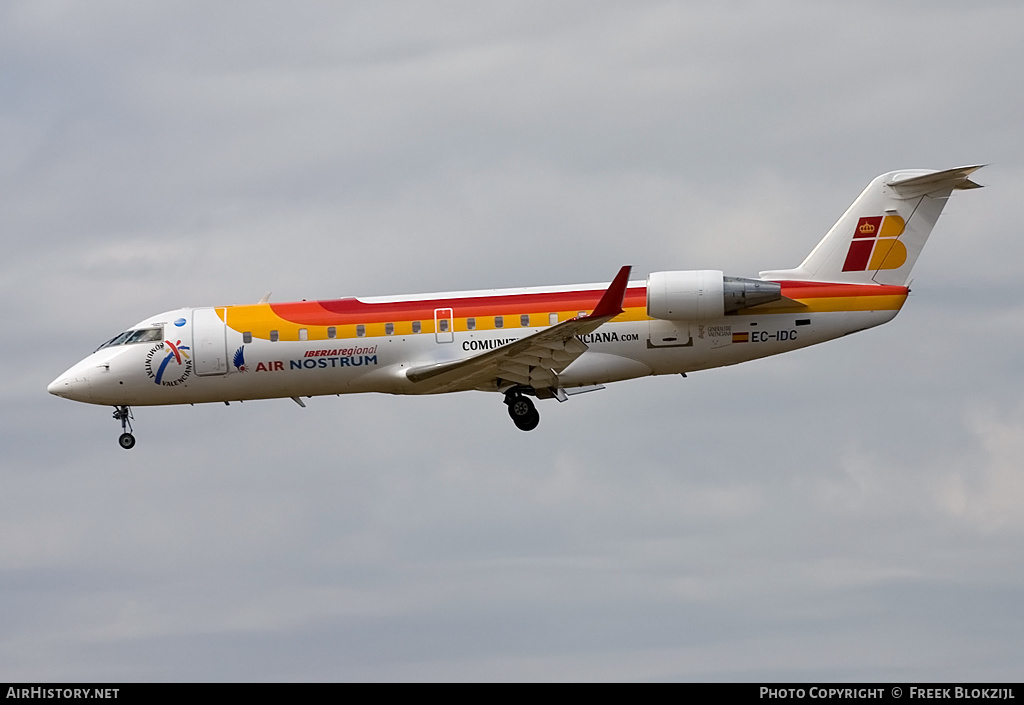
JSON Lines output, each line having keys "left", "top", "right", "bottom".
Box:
{"left": 3, "top": 0, "right": 1022, "bottom": 681}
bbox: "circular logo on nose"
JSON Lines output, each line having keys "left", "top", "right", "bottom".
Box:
{"left": 174, "top": 318, "right": 187, "bottom": 327}
{"left": 145, "top": 340, "right": 192, "bottom": 386}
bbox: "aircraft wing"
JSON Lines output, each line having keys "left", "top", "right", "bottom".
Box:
{"left": 406, "top": 266, "right": 632, "bottom": 394}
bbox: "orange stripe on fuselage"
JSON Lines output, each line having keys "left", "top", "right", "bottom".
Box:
{"left": 730, "top": 280, "right": 909, "bottom": 315}
{"left": 220, "top": 287, "right": 649, "bottom": 341}
{"left": 218, "top": 281, "right": 908, "bottom": 342}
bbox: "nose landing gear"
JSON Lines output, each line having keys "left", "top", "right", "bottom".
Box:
{"left": 113, "top": 406, "right": 135, "bottom": 449}
{"left": 505, "top": 390, "right": 540, "bottom": 431}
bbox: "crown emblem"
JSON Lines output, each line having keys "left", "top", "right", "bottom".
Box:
{"left": 859, "top": 222, "right": 876, "bottom": 235}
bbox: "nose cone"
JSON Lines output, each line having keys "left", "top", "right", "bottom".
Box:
{"left": 47, "top": 376, "right": 65, "bottom": 396}
{"left": 47, "top": 370, "right": 92, "bottom": 402}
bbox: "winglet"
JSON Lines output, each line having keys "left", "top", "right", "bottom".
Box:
{"left": 587, "top": 266, "right": 632, "bottom": 319}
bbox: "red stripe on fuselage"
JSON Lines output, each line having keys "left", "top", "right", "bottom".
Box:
{"left": 270, "top": 286, "right": 649, "bottom": 325}
{"left": 776, "top": 281, "right": 909, "bottom": 299}
{"left": 260, "top": 281, "right": 902, "bottom": 326}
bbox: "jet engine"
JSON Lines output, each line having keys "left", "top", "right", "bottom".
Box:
{"left": 646, "top": 270, "right": 782, "bottom": 321}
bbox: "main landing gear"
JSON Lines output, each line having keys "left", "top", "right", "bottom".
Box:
{"left": 112, "top": 406, "right": 135, "bottom": 449}
{"left": 505, "top": 390, "right": 540, "bottom": 431}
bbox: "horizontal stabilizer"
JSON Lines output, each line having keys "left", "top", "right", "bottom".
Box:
{"left": 886, "top": 164, "right": 985, "bottom": 199}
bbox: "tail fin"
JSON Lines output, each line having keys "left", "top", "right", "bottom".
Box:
{"left": 760, "top": 165, "right": 983, "bottom": 285}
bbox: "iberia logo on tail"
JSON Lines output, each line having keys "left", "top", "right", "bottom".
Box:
{"left": 842, "top": 215, "right": 907, "bottom": 272}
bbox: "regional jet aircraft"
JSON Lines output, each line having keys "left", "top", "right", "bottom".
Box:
{"left": 49, "top": 166, "right": 982, "bottom": 448}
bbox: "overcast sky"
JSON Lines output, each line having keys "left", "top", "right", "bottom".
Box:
{"left": 3, "top": 0, "right": 1023, "bottom": 682}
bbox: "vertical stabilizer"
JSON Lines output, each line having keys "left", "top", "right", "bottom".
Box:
{"left": 760, "top": 165, "right": 983, "bottom": 285}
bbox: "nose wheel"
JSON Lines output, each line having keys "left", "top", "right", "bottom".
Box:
{"left": 505, "top": 392, "right": 540, "bottom": 431}
{"left": 112, "top": 406, "right": 136, "bottom": 449}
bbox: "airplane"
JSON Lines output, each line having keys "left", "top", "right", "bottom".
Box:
{"left": 48, "top": 165, "right": 983, "bottom": 449}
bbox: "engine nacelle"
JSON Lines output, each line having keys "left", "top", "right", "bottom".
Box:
{"left": 646, "top": 270, "right": 781, "bottom": 321}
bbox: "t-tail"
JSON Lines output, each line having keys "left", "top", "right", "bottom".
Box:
{"left": 760, "top": 165, "right": 984, "bottom": 286}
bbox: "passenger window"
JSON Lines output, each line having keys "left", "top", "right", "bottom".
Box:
{"left": 495, "top": 316, "right": 504, "bottom": 329}
{"left": 520, "top": 314, "right": 530, "bottom": 327}
{"left": 299, "top": 328, "right": 308, "bottom": 341}
{"left": 439, "top": 319, "right": 449, "bottom": 333}
{"left": 243, "top": 332, "right": 252, "bottom": 343}
{"left": 327, "top": 327, "right": 337, "bottom": 339}
{"left": 412, "top": 321, "right": 421, "bottom": 334}
{"left": 385, "top": 322, "right": 395, "bottom": 335}
{"left": 270, "top": 330, "right": 279, "bottom": 342}
{"left": 467, "top": 317, "right": 476, "bottom": 331}
{"left": 356, "top": 325, "right": 365, "bottom": 337}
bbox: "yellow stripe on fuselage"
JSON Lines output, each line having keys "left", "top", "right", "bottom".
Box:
{"left": 220, "top": 304, "right": 651, "bottom": 343}
{"left": 217, "top": 288, "right": 906, "bottom": 343}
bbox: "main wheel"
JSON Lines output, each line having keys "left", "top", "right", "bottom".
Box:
{"left": 507, "top": 395, "right": 535, "bottom": 421}
{"left": 507, "top": 395, "right": 540, "bottom": 431}
{"left": 515, "top": 409, "right": 540, "bottom": 431}
{"left": 118, "top": 433, "right": 136, "bottom": 450}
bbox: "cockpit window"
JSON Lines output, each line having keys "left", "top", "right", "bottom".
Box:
{"left": 97, "top": 332, "right": 133, "bottom": 350}
{"left": 96, "top": 326, "right": 164, "bottom": 351}
{"left": 126, "top": 328, "right": 164, "bottom": 343}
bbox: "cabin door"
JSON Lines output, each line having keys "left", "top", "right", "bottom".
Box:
{"left": 192, "top": 307, "right": 229, "bottom": 375}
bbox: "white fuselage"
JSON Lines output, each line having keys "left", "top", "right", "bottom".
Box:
{"left": 48, "top": 279, "right": 901, "bottom": 408}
